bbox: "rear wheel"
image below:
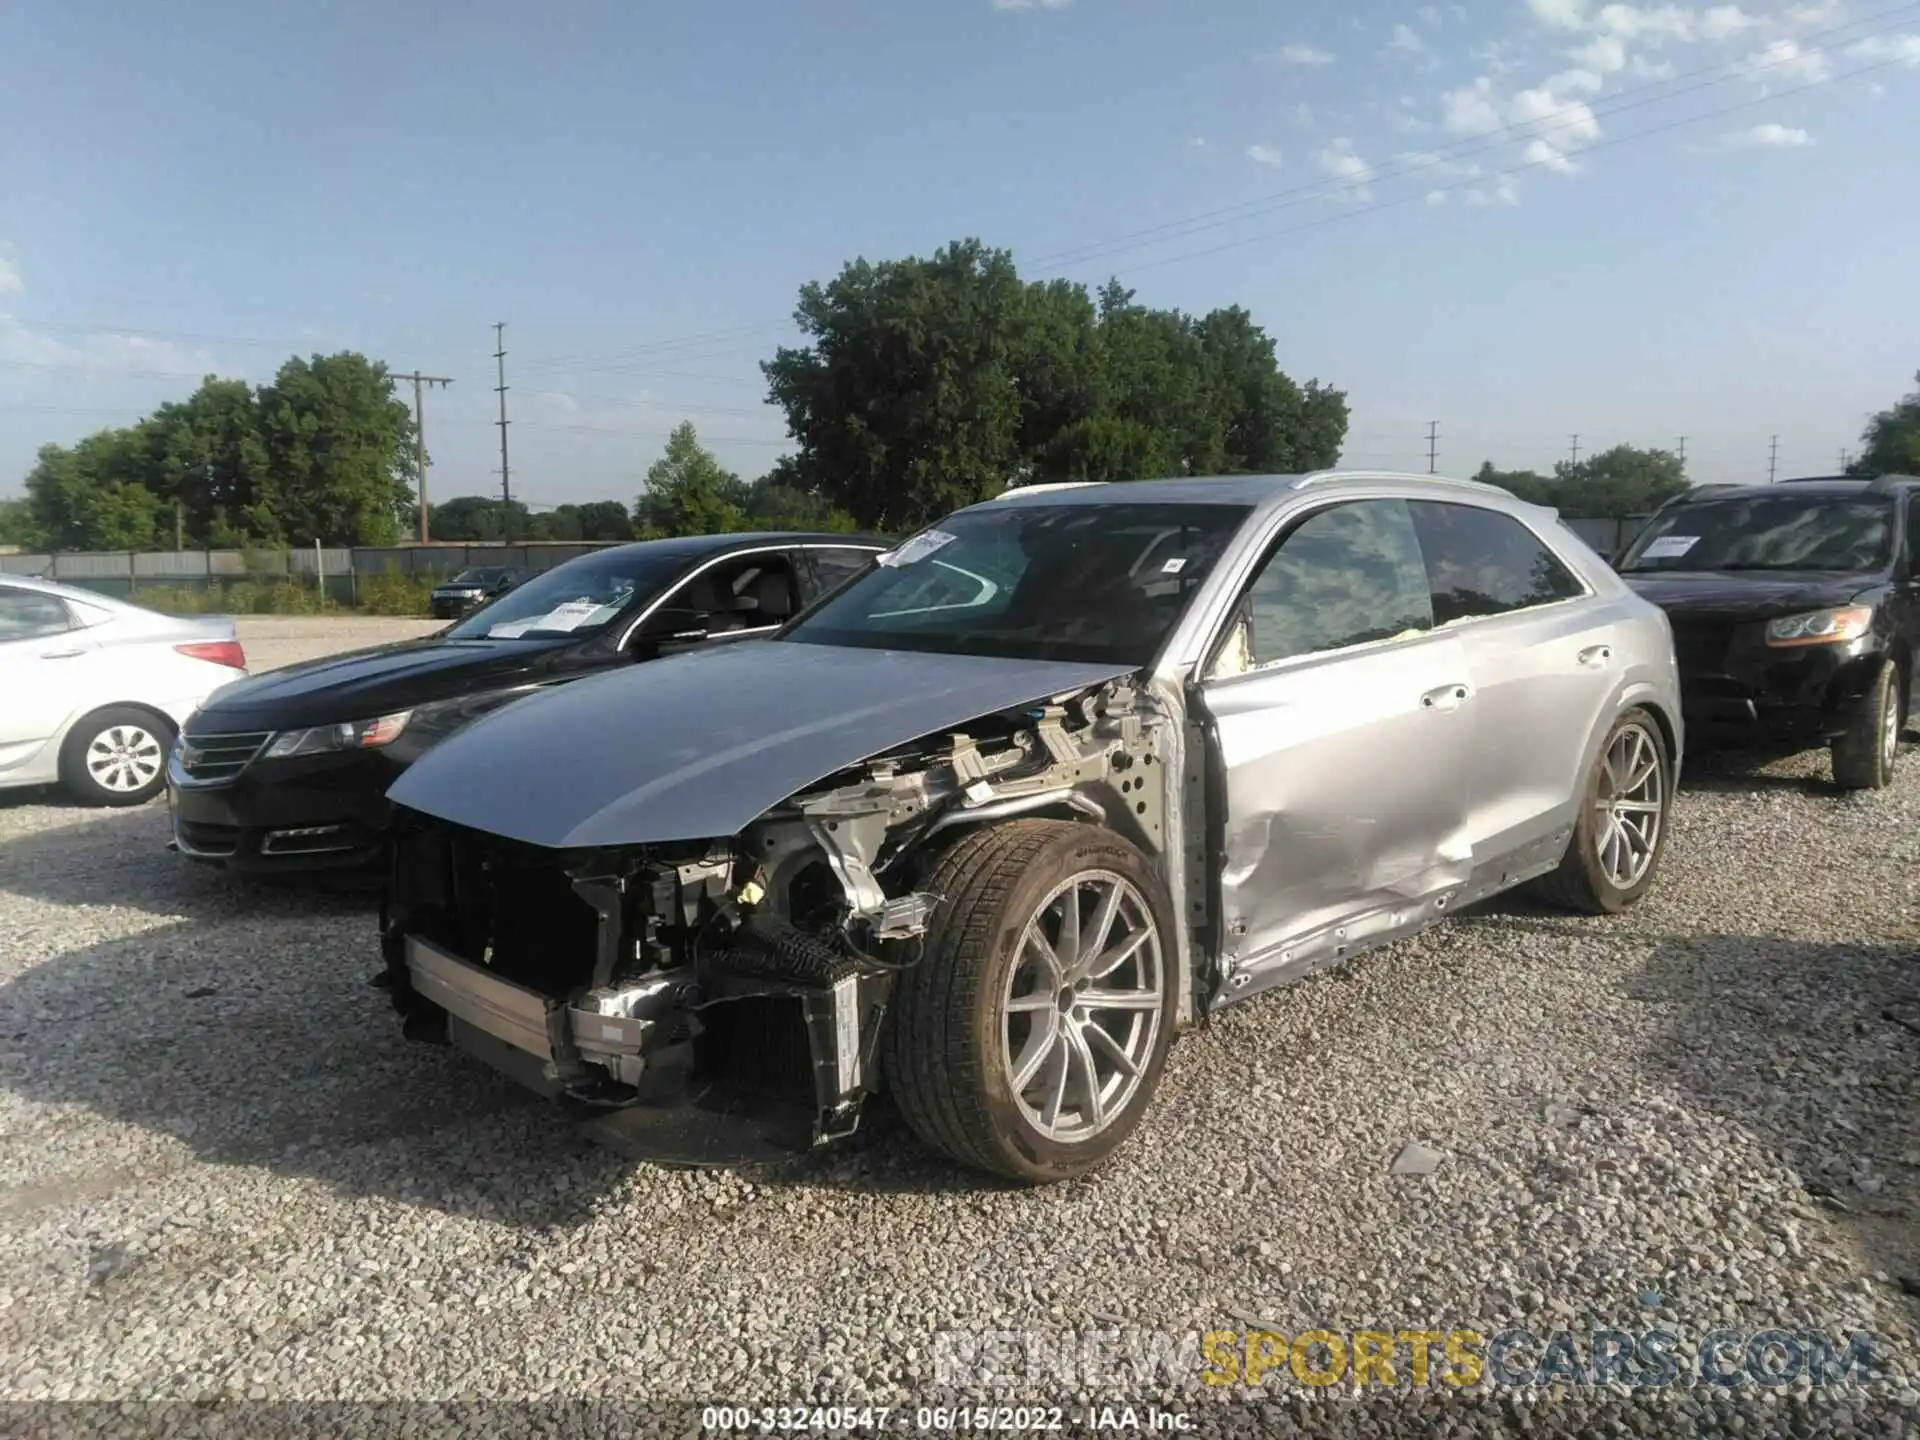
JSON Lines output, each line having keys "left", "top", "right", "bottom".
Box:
{"left": 1531, "top": 708, "right": 1671, "bottom": 915}
{"left": 1831, "top": 661, "right": 1901, "bottom": 791}
{"left": 59, "top": 706, "right": 174, "bottom": 807}
{"left": 884, "top": 820, "right": 1176, "bottom": 1184}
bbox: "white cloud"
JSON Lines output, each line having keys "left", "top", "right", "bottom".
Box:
{"left": 1245, "top": 143, "right": 1284, "bottom": 167}
{"left": 1700, "top": 6, "right": 1760, "bottom": 41}
{"left": 1317, "top": 137, "right": 1374, "bottom": 198}
{"left": 1628, "top": 54, "right": 1678, "bottom": 78}
{"left": 1466, "top": 176, "right": 1522, "bottom": 206}
{"left": 1267, "top": 42, "right": 1336, "bottom": 65}
{"left": 990, "top": 0, "right": 1072, "bottom": 9}
{"left": 0, "top": 315, "right": 215, "bottom": 379}
{"left": 1188, "top": 135, "right": 1208, "bottom": 148}
{"left": 1426, "top": 189, "right": 1449, "bottom": 205}
{"left": 1847, "top": 35, "right": 1920, "bottom": 68}
{"left": 1593, "top": 4, "right": 1695, "bottom": 42}
{"left": 1291, "top": 100, "right": 1316, "bottom": 127}
{"left": 1418, "top": 5, "right": 1443, "bottom": 25}
{"left": 1388, "top": 23, "right": 1425, "bottom": 53}
{"left": 1744, "top": 37, "right": 1832, "bottom": 84}
{"left": 1510, "top": 85, "right": 1602, "bottom": 143}
{"left": 1442, "top": 77, "right": 1504, "bottom": 134}
{"left": 1572, "top": 33, "right": 1627, "bottom": 74}
{"left": 1726, "top": 121, "right": 1814, "bottom": 146}
{"left": 1546, "top": 66, "right": 1607, "bottom": 95}
{"left": 1527, "top": 0, "right": 1589, "bottom": 28}
{"left": 0, "top": 256, "right": 21, "bottom": 297}
{"left": 1526, "top": 137, "right": 1578, "bottom": 172}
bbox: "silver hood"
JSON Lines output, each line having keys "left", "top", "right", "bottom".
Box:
{"left": 386, "top": 639, "right": 1137, "bottom": 849}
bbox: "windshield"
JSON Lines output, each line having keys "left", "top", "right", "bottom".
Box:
{"left": 445, "top": 549, "right": 681, "bottom": 639}
{"left": 1618, "top": 495, "right": 1894, "bottom": 573}
{"left": 449, "top": 568, "right": 503, "bottom": 585}
{"left": 780, "top": 501, "right": 1251, "bottom": 665}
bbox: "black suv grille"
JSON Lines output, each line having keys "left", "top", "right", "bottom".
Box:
{"left": 1667, "top": 621, "right": 1734, "bottom": 674}
{"left": 178, "top": 730, "right": 272, "bottom": 781}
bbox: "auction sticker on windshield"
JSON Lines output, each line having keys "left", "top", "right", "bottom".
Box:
{"left": 1639, "top": 535, "right": 1700, "bottom": 559}
{"left": 877, "top": 530, "right": 958, "bottom": 568}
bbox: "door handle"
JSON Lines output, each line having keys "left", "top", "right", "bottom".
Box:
{"left": 39, "top": 647, "right": 86, "bottom": 660}
{"left": 1420, "top": 683, "right": 1471, "bottom": 710}
{"left": 1578, "top": 644, "right": 1613, "bottom": 669}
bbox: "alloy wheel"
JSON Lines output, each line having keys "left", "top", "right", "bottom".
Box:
{"left": 85, "top": 725, "right": 164, "bottom": 794}
{"left": 1594, "top": 721, "right": 1664, "bottom": 890}
{"left": 1000, "top": 869, "right": 1164, "bottom": 1144}
{"left": 1882, "top": 683, "right": 1900, "bottom": 772}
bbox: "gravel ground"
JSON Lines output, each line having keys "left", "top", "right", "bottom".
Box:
{"left": 1, "top": 618, "right": 1916, "bottom": 1433}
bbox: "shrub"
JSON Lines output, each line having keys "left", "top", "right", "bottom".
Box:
{"left": 355, "top": 571, "right": 438, "bottom": 616}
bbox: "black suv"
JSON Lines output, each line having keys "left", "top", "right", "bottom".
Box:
{"left": 1616, "top": 474, "right": 1919, "bottom": 789}
{"left": 428, "top": 566, "right": 524, "bottom": 619}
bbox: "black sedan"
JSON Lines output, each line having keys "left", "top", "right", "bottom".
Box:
{"left": 428, "top": 566, "right": 524, "bottom": 619}
{"left": 167, "top": 531, "right": 885, "bottom": 870}
{"left": 1616, "top": 473, "right": 1920, "bottom": 790}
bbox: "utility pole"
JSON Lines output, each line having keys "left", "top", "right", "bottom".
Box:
{"left": 1426, "top": 420, "right": 1440, "bottom": 475}
{"left": 1768, "top": 435, "right": 1779, "bottom": 484}
{"left": 493, "top": 323, "right": 513, "bottom": 542}
{"left": 1839, "top": 448, "right": 1853, "bottom": 473}
{"left": 396, "top": 370, "right": 454, "bottom": 544}
{"left": 174, "top": 499, "right": 184, "bottom": 553}
{"left": 1675, "top": 436, "right": 1687, "bottom": 467}
{"left": 1569, "top": 434, "right": 1581, "bottom": 466}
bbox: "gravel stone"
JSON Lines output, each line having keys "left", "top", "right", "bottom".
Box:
{"left": 0, "top": 619, "right": 1914, "bottom": 1434}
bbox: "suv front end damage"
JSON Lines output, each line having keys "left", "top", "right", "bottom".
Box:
{"left": 378, "top": 678, "right": 1178, "bottom": 1163}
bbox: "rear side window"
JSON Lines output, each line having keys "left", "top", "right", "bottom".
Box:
{"left": 802, "top": 547, "right": 877, "bottom": 601}
{"left": 1408, "top": 501, "right": 1585, "bottom": 626}
{"left": 0, "top": 587, "right": 74, "bottom": 642}
{"left": 1232, "top": 499, "right": 1434, "bottom": 670}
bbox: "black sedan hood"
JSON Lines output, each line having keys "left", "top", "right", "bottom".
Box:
{"left": 1620, "top": 570, "right": 1879, "bottom": 622}
{"left": 387, "top": 640, "right": 1137, "bottom": 850}
{"left": 187, "top": 635, "right": 583, "bottom": 732}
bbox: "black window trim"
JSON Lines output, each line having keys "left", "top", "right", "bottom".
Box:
{"left": 1199, "top": 494, "right": 1596, "bottom": 684}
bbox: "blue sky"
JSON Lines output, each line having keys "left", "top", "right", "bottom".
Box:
{"left": 1, "top": 0, "right": 1916, "bottom": 513}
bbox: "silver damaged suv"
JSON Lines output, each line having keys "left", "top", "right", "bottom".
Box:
{"left": 378, "top": 471, "right": 1684, "bottom": 1183}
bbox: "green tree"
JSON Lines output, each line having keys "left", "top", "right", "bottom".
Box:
{"left": 1858, "top": 370, "right": 1920, "bottom": 476}
{"left": 149, "top": 378, "right": 276, "bottom": 545}
{"left": 570, "top": 499, "right": 635, "bottom": 541}
{"left": 763, "top": 240, "right": 1349, "bottom": 528}
{"left": 256, "top": 353, "right": 417, "bottom": 545}
{"left": 635, "top": 422, "right": 747, "bottom": 536}
{"left": 429, "top": 495, "right": 530, "bottom": 541}
{"left": 1473, "top": 449, "right": 1685, "bottom": 518}
{"left": 0, "top": 496, "right": 42, "bottom": 548}
{"left": 23, "top": 430, "right": 165, "bottom": 550}
{"left": 763, "top": 240, "right": 1031, "bottom": 531}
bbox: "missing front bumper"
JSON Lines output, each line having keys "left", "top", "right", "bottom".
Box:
{"left": 398, "top": 935, "right": 884, "bottom": 1160}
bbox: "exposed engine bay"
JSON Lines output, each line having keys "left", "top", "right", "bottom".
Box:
{"left": 379, "top": 677, "right": 1181, "bottom": 1160}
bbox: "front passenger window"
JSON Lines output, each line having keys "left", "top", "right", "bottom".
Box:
{"left": 1215, "top": 500, "right": 1433, "bottom": 677}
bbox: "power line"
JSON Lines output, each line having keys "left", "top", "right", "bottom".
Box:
{"left": 395, "top": 370, "right": 454, "bottom": 544}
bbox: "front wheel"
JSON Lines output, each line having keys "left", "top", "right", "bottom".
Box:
{"left": 59, "top": 706, "right": 175, "bottom": 807}
{"left": 1531, "top": 708, "right": 1672, "bottom": 915}
{"left": 1831, "top": 661, "right": 1901, "bottom": 791}
{"left": 884, "top": 819, "right": 1177, "bottom": 1184}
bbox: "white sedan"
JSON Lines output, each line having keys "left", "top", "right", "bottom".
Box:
{"left": 0, "top": 575, "right": 249, "bottom": 806}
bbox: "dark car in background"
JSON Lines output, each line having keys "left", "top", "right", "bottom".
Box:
{"left": 1616, "top": 474, "right": 1920, "bottom": 790}
{"left": 428, "top": 566, "right": 525, "bottom": 619}
{"left": 167, "top": 531, "right": 885, "bottom": 870}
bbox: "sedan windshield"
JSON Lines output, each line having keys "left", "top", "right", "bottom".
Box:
{"left": 1617, "top": 496, "right": 1894, "bottom": 573}
{"left": 449, "top": 568, "right": 504, "bottom": 585}
{"left": 445, "top": 550, "right": 681, "bottom": 639}
{"left": 780, "top": 502, "right": 1251, "bottom": 665}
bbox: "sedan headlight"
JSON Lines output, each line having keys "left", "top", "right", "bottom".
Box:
{"left": 263, "top": 710, "right": 414, "bottom": 759}
{"left": 1764, "top": 606, "right": 1873, "bottom": 648}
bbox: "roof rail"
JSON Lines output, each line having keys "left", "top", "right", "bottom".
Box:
{"left": 1293, "top": 469, "right": 1515, "bottom": 498}
{"left": 986, "top": 481, "right": 1106, "bottom": 500}
{"left": 1776, "top": 474, "right": 1855, "bottom": 484}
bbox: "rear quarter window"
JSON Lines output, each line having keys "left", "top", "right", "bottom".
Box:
{"left": 1408, "top": 501, "right": 1585, "bottom": 625}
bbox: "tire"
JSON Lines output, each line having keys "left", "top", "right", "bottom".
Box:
{"left": 58, "top": 706, "right": 175, "bottom": 807}
{"left": 1531, "top": 707, "right": 1672, "bottom": 916}
{"left": 1831, "top": 661, "right": 1901, "bottom": 792}
{"left": 883, "top": 819, "right": 1177, "bottom": 1184}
